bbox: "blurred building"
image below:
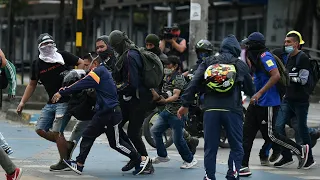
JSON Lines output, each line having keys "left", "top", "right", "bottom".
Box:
{"left": 0, "top": 0, "right": 318, "bottom": 73}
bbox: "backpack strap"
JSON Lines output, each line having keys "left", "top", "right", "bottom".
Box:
{"left": 295, "top": 51, "right": 304, "bottom": 67}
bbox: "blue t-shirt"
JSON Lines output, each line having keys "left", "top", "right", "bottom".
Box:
{"left": 253, "top": 52, "right": 281, "bottom": 107}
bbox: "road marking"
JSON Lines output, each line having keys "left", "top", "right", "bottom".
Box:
{"left": 55, "top": 174, "right": 99, "bottom": 178}
{"left": 249, "top": 165, "right": 276, "bottom": 170}
{"left": 297, "top": 176, "right": 320, "bottom": 180}
{"left": 269, "top": 171, "right": 304, "bottom": 175}
{"left": 22, "top": 165, "right": 50, "bottom": 168}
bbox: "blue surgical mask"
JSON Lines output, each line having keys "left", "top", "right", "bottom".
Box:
{"left": 285, "top": 46, "right": 294, "bottom": 54}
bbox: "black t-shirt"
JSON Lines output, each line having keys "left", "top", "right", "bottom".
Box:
{"left": 285, "top": 52, "right": 310, "bottom": 102}
{"left": 31, "top": 51, "right": 79, "bottom": 104}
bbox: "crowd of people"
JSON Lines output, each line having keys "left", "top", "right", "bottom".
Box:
{"left": 0, "top": 23, "right": 319, "bottom": 180}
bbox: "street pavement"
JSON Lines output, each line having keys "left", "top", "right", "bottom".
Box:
{"left": 0, "top": 119, "right": 319, "bottom": 180}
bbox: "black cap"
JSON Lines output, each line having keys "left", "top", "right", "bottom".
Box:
{"left": 145, "top": 34, "right": 160, "bottom": 47}
{"left": 96, "top": 35, "right": 110, "bottom": 46}
{"left": 37, "top": 33, "right": 54, "bottom": 46}
{"left": 172, "top": 23, "right": 180, "bottom": 30}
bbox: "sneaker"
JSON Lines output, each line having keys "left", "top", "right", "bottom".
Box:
{"left": 6, "top": 168, "right": 22, "bottom": 180}
{"left": 50, "top": 159, "right": 71, "bottom": 171}
{"left": 260, "top": 156, "right": 270, "bottom": 166}
{"left": 180, "top": 158, "right": 198, "bottom": 169}
{"left": 303, "top": 159, "right": 316, "bottom": 170}
{"left": 141, "top": 162, "right": 155, "bottom": 174}
{"left": 63, "top": 159, "right": 83, "bottom": 175}
{"left": 239, "top": 166, "right": 252, "bottom": 177}
{"left": 151, "top": 156, "right": 170, "bottom": 164}
{"left": 297, "top": 145, "right": 309, "bottom": 169}
{"left": 66, "top": 141, "right": 76, "bottom": 160}
{"left": 187, "top": 137, "right": 199, "bottom": 155}
{"left": 132, "top": 156, "right": 152, "bottom": 175}
{"left": 274, "top": 158, "right": 294, "bottom": 168}
{"left": 1, "top": 144, "right": 13, "bottom": 155}
{"left": 269, "top": 152, "right": 281, "bottom": 163}
{"left": 121, "top": 159, "right": 136, "bottom": 172}
{"left": 203, "top": 174, "right": 212, "bottom": 180}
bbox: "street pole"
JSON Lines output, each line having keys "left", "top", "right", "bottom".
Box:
{"left": 76, "top": 0, "right": 83, "bottom": 58}
{"left": 188, "top": 0, "right": 209, "bottom": 68}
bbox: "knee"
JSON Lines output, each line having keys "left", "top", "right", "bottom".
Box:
{"left": 35, "top": 129, "right": 46, "bottom": 137}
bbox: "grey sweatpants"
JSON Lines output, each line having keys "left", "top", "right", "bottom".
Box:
{"left": 69, "top": 120, "right": 90, "bottom": 144}
{"left": 0, "top": 147, "right": 15, "bottom": 174}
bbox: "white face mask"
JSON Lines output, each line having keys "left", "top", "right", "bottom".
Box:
{"left": 39, "top": 44, "right": 56, "bottom": 56}
{"left": 164, "top": 68, "right": 174, "bottom": 75}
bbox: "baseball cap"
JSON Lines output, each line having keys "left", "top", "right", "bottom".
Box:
{"left": 286, "top": 30, "right": 305, "bottom": 45}
{"left": 242, "top": 32, "right": 266, "bottom": 45}
{"left": 37, "top": 33, "right": 54, "bottom": 46}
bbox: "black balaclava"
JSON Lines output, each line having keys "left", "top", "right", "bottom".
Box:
{"left": 145, "top": 34, "right": 161, "bottom": 56}
{"left": 96, "top": 35, "right": 114, "bottom": 60}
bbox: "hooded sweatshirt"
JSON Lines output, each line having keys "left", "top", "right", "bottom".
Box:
{"left": 181, "top": 35, "right": 255, "bottom": 115}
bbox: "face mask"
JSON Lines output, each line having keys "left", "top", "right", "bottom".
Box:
{"left": 285, "top": 46, "right": 294, "bottom": 54}
{"left": 98, "top": 49, "right": 113, "bottom": 60}
{"left": 197, "top": 52, "right": 210, "bottom": 62}
{"left": 39, "top": 44, "right": 55, "bottom": 56}
{"left": 164, "top": 68, "right": 174, "bottom": 75}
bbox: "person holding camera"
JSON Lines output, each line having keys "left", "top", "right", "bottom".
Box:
{"left": 159, "top": 23, "right": 187, "bottom": 70}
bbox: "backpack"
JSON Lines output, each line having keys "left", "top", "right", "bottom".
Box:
{"left": 295, "top": 51, "right": 320, "bottom": 94}
{"left": 204, "top": 56, "right": 238, "bottom": 93}
{"left": 259, "top": 52, "right": 290, "bottom": 98}
{"left": 0, "top": 69, "right": 8, "bottom": 89}
{"left": 128, "top": 46, "right": 164, "bottom": 88}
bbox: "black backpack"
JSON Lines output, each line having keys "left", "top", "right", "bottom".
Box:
{"left": 295, "top": 51, "right": 320, "bottom": 94}
{"left": 67, "top": 89, "right": 96, "bottom": 121}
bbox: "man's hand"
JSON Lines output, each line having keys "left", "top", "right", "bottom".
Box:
{"left": 177, "top": 106, "right": 188, "bottom": 119}
{"left": 166, "top": 39, "right": 174, "bottom": 43}
{"left": 250, "top": 91, "right": 262, "bottom": 105}
{"left": 16, "top": 102, "right": 25, "bottom": 115}
{"left": 156, "top": 96, "right": 166, "bottom": 104}
{"left": 51, "top": 92, "right": 62, "bottom": 103}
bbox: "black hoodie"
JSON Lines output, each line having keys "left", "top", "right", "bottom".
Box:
{"left": 181, "top": 35, "right": 255, "bottom": 115}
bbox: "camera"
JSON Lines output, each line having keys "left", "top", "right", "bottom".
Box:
{"left": 160, "top": 26, "right": 179, "bottom": 40}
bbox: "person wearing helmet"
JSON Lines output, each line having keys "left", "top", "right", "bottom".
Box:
{"left": 109, "top": 30, "right": 154, "bottom": 174}
{"left": 183, "top": 39, "right": 213, "bottom": 77}
{"left": 271, "top": 30, "right": 316, "bottom": 169}
{"left": 178, "top": 34, "right": 255, "bottom": 180}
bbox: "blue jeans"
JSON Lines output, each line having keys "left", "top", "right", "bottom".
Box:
{"left": 204, "top": 110, "right": 243, "bottom": 180}
{"left": 275, "top": 100, "right": 313, "bottom": 160}
{"left": 151, "top": 110, "right": 193, "bottom": 163}
{"left": 36, "top": 103, "right": 70, "bottom": 133}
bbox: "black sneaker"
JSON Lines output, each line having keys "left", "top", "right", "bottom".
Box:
{"left": 274, "top": 158, "right": 294, "bottom": 168}
{"left": 50, "top": 160, "right": 71, "bottom": 171}
{"left": 187, "top": 137, "right": 199, "bottom": 155}
{"left": 260, "top": 156, "right": 270, "bottom": 166}
{"left": 132, "top": 157, "right": 151, "bottom": 175}
{"left": 269, "top": 152, "right": 281, "bottom": 163}
{"left": 141, "top": 162, "right": 155, "bottom": 174}
{"left": 239, "top": 166, "right": 252, "bottom": 177}
{"left": 122, "top": 159, "right": 136, "bottom": 172}
{"left": 66, "top": 141, "right": 76, "bottom": 160}
{"left": 63, "top": 159, "right": 83, "bottom": 175}
{"left": 297, "top": 145, "right": 309, "bottom": 169}
{"left": 303, "top": 159, "right": 316, "bottom": 170}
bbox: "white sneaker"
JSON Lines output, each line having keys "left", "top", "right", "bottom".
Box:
{"left": 151, "top": 156, "right": 170, "bottom": 164}
{"left": 180, "top": 158, "right": 198, "bottom": 169}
